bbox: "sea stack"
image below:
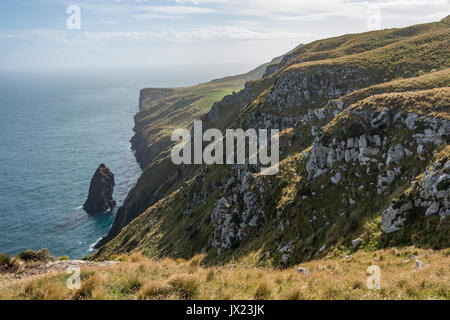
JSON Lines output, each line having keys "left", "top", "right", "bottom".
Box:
{"left": 83, "top": 163, "right": 116, "bottom": 215}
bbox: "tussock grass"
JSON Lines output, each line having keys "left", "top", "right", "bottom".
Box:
{"left": 254, "top": 281, "right": 272, "bottom": 300}
{"left": 1, "top": 247, "right": 448, "bottom": 300}
{"left": 138, "top": 281, "right": 173, "bottom": 300}
{"left": 168, "top": 275, "right": 199, "bottom": 299}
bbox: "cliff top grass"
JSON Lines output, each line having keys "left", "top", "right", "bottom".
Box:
{"left": 356, "top": 87, "right": 450, "bottom": 118}
{"left": 324, "top": 87, "right": 450, "bottom": 135}
{"left": 137, "top": 75, "right": 246, "bottom": 145}
{"left": 277, "top": 16, "right": 449, "bottom": 70}
{"left": 342, "top": 68, "right": 450, "bottom": 106}
{"left": 282, "top": 29, "right": 449, "bottom": 80}
{"left": 1, "top": 248, "right": 449, "bottom": 300}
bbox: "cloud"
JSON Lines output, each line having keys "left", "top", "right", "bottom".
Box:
{"left": 132, "top": 5, "right": 216, "bottom": 20}
{"left": 78, "top": 1, "right": 217, "bottom": 20}
{"left": 1, "top": 0, "right": 449, "bottom": 70}
{"left": 0, "top": 25, "right": 316, "bottom": 44}
{"left": 168, "top": 0, "right": 450, "bottom": 21}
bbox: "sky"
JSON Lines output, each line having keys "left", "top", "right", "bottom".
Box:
{"left": 0, "top": 0, "right": 449, "bottom": 73}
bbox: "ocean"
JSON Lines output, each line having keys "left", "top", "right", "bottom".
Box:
{"left": 0, "top": 65, "right": 250, "bottom": 259}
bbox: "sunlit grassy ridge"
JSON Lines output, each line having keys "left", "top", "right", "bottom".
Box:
{"left": 1, "top": 248, "right": 449, "bottom": 300}
{"left": 342, "top": 68, "right": 450, "bottom": 106}
{"left": 269, "top": 17, "right": 450, "bottom": 72}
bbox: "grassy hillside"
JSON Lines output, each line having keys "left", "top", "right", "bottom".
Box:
{"left": 1, "top": 248, "right": 449, "bottom": 300}
{"left": 266, "top": 17, "right": 450, "bottom": 74}
{"left": 92, "top": 16, "right": 450, "bottom": 271}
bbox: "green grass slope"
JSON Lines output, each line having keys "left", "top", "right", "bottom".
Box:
{"left": 91, "top": 17, "right": 450, "bottom": 266}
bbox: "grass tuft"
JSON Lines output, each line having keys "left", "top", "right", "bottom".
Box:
{"left": 168, "top": 275, "right": 199, "bottom": 300}
{"left": 254, "top": 281, "right": 272, "bottom": 300}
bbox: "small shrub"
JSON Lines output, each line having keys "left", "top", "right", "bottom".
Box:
{"left": 168, "top": 275, "right": 199, "bottom": 300}
{"left": 18, "top": 249, "right": 53, "bottom": 262}
{"left": 57, "top": 256, "right": 69, "bottom": 261}
{"left": 254, "top": 282, "right": 272, "bottom": 300}
{"left": 0, "top": 252, "right": 12, "bottom": 268}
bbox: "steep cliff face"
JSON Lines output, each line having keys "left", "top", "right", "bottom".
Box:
{"left": 95, "top": 60, "right": 273, "bottom": 248}
{"left": 92, "top": 17, "right": 450, "bottom": 263}
{"left": 131, "top": 63, "right": 272, "bottom": 170}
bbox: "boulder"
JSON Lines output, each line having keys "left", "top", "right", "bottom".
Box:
{"left": 83, "top": 164, "right": 116, "bottom": 215}
{"left": 415, "top": 260, "right": 426, "bottom": 270}
{"left": 331, "top": 172, "right": 342, "bottom": 184}
{"left": 386, "top": 144, "right": 405, "bottom": 165}
{"left": 297, "top": 267, "right": 311, "bottom": 275}
{"left": 352, "top": 238, "right": 363, "bottom": 249}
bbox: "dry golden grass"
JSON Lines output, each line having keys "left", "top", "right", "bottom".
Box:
{"left": 1, "top": 247, "right": 448, "bottom": 300}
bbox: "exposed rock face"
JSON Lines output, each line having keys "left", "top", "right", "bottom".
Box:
{"left": 209, "top": 167, "right": 265, "bottom": 252}
{"left": 83, "top": 164, "right": 116, "bottom": 215}
{"left": 382, "top": 157, "right": 450, "bottom": 233}
{"left": 268, "top": 65, "right": 371, "bottom": 111}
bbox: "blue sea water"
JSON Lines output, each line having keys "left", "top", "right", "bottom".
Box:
{"left": 0, "top": 65, "right": 250, "bottom": 259}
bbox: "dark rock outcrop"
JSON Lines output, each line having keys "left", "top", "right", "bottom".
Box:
{"left": 83, "top": 164, "right": 116, "bottom": 215}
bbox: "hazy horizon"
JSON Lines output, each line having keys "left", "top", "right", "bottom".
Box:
{"left": 0, "top": 0, "right": 449, "bottom": 73}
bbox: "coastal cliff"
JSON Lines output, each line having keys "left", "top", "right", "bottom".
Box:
{"left": 93, "top": 16, "right": 450, "bottom": 265}
{"left": 95, "top": 61, "right": 272, "bottom": 247}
